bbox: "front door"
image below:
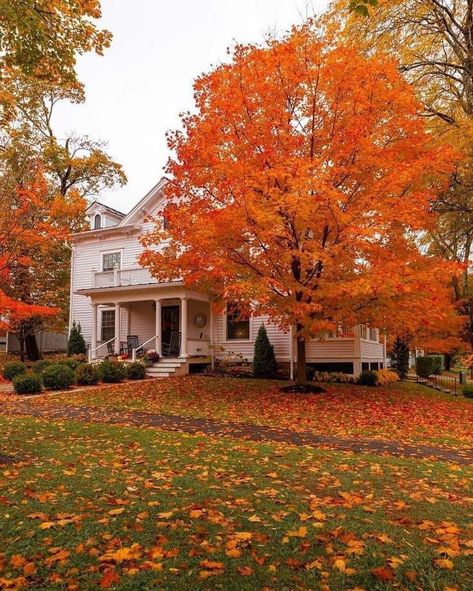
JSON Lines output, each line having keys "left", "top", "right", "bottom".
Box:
{"left": 162, "top": 305, "right": 180, "bottom": 356}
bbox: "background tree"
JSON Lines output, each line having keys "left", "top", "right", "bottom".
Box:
{"left": 333, "top": 0, "right": 473, "bottom": 349}
{"left": 0, "top": 0, "right": 111, "bottom": 84}
{"left": 142, "top": 24, "right": 460, "bottom": 385}
{"left": 0, "top": 75, "right": 126, "bottom": 359}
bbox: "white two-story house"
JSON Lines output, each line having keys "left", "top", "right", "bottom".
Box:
{"left": 70, "top": 178, "right": 386, "bottom": 378}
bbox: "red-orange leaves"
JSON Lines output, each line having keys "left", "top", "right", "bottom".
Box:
{"left": 141, "top": 23, "right": 461, "bottom": 383}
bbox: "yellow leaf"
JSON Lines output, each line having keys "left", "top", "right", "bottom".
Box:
{"left": 234, "top": 532, "right": 253, "bottom": 540}
{"left": 108, "top": 508, "right": 124, "bottom": 516}
{"left": 433, "top": 558, "right": 454, "bottom": 570}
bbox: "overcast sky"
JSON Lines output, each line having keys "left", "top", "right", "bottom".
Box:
{"left": 55, "top": 0, "right": 329, "bottom": 213}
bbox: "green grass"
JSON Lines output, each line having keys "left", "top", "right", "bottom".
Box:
{"left": 0, "top": 415, "right": 472, "bottom": 590}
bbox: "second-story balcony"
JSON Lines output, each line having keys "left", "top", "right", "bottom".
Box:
{"left": 92, "top": 267, "right": 158, "bottom": 289}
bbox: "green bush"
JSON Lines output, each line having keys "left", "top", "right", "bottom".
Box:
{"left": 3, "top": 361, "right": 27, "bottom": 381}
{"left": 42, "top": 363, "right": 75, "bottom": 390}
{"left": 253, "top": 324, "right": 278, "bottom": 379}
{"left": 126, "top": 362, "right": 146, "bottom": 380}
{"left": 32, "top": 359, "right": 52, "bottom": 374}
{"left": 99, "top": 360, "right": 126, "bottom": 383}
{"left": 428, "top": 355, "right": 444, "bottom": 375}
{"left": 76, "top": 363, "right": 100, "bottom": 386}
{"left": 68, "top": 322, "right": 87, "bottom": 355}
{"left": 358, "top": 370, "right": 378, "bottom": 386}
{"left": 463, "top": 386, "right": 473, "bottom": 399}
{"left": 13, "top": 372, "right": 43, "bottom": 394}
{"left": 416, "top": 356, "right": 435, "bottom": 378}
{"left": 58, "top": 358, "right": 83, "bottom": 371}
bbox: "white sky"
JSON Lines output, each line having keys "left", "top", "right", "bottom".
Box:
{"left": 55, "top": 0, "right": 329, "bottom": 213}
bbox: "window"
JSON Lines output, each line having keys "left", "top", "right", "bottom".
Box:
{"left": 101, "top": 310, "right": 115, "bottom": 341}
{"left": 360, "top": 324, "right": 368, "bottom": 339}
{"left": 226, "top": 303, "right": 250, "bottom": 340}
{"left": 327, "top": 323, "right": 350, "bottom": 339}
{"left": 102, "top": 251, "right": 121, "bottom": 272}
{"left": 369, "top": 327, "right": 378, "bottom": 342}
{"left": 93, "top": 214, "right": 102, "bottom": 229}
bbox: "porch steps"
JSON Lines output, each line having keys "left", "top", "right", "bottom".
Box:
{"left": 146, "top": 358, "right": 188, "bottom": 378}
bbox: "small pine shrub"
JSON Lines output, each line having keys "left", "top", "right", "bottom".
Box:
{"left": 13, "top": 372, "right": 43, "bottom": 394}
{"left": 76, "top": 363, "right": 100, "bottom": 386}
{"left": 42, "top": 363, "right": 75, "bottom": 390}
{"left": 68, "top": 322, "right": 86, "bottom": 355}
{"left": 463, "top": 386, "right": 473, "bottom": 399}
{"left": 358, "top": 370, "right": 378, "bottom": 386}
{"left": 3, "top": 361, "right": 27, "bottom": 381}
{"left": 126, "top": 362, "right": 146, "bottom": 380}
{"left": 416, "top": 356, "right": 435, "bottom": 379}
{"left": 32, "top": 359, "right": 52, "bottom": 374}
{"left": 389, "top": 336, "right": 410, "bottom": 379}
{"left": 253, "top": 324, "right": 278, "bottom": 379}
{"left": 99, "top": 360, "right": 126, "bottom": 383}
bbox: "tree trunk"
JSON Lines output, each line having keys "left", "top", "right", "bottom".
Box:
{"left": 296, "top": 336, "right": 307, "bottom": 386}
{"left": 25, "top": 333, "right": 40, "bottom": 361}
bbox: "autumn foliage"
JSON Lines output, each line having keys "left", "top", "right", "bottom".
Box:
{"left": 0, "top": 165, "right": 83, "bottom": 331}
{"left": 142, "top": 25, "right": 461, "bottom": 383}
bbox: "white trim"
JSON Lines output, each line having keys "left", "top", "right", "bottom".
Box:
{"left": 120, "top": 177, "right": 168, "bottom": 226}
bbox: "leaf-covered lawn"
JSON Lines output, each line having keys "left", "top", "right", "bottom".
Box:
{"left": 32, "top": 377, "right": 473, "bottom": 450}
{"left": 0, "top": 416, "right": 472, "bottom": 590}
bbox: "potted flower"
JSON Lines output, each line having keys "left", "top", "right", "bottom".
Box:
{"left": 147, "top": 350, "right": 160, "bottom": 363}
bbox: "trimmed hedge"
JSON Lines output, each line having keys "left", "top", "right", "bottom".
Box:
{"left": 13, "top": 373, "right": 43, "bottom": 394}
{"left": 42, "top": 363, "right": 75, "bottom": 390}
{"left": 3, "top": 361, "right": 27, "bottom": 381}
{"left": 126, "top": 362, "right": 146, "bottom": 380}
{"left": 76, "top": 363, "right": 100, "bottom": 386}
{"left": 416, "top": 356, "right": 434, "bottom": 378}
{"left": 429, "top": 355, "right": 444, "bottom": 375}
{"left": 58, "top": 358, "right": 83, "bottom": 371}
{"left": 358, "top": 370, "right": 378, "bottom": 386}
{"left": 99, "top": 360, "right": 127, "bottom": 383}
{"left": 375, "top": 369, "right": 400, "bottom": 385}
{"left": 463, "top": 386, "right": 473, "bottom": 399}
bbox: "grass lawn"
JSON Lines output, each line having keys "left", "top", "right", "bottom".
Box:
{"left": 0, "top": 414, "right": 472, "bottom": 591}
{"left": 28, "top": 376, "right": 473, "bottom": 451}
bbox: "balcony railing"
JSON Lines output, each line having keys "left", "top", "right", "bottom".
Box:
{"left": 93, "top": 267, "right": 158, "bottom": 288}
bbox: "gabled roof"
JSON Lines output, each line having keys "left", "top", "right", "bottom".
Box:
{"left": 119, "top": 177, "right": 169, "bottom": 226}
{"left": 86, "top": 200, "right": 126, "bottom": 219}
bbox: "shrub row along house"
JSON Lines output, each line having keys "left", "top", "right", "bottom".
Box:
{"left": 70, "top": 179, "right": 385, "bottom": 378}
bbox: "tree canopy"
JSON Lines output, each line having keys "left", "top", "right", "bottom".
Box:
{"left": 142, "top": 24, "right": 461, "bottom": 383}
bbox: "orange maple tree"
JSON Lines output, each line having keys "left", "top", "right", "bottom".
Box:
{"left": 0, "top": 165, "right": 82, "bottom": 336}
{"left": 142, "top": 24, "right": 462, "bottom": 384}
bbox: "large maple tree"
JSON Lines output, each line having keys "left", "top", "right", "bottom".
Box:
{"left": 142, "top": 25, "right": 461, "bottom": 384}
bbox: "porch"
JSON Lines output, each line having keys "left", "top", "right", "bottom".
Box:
{"left": 85, "top": 286, "right": 211, "bottom": 365}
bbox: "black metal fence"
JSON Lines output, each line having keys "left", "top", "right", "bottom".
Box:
{"left": 416, "top": 372, "right": 457, "bottom": 395}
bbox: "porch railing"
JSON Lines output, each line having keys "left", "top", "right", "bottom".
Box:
{"left": 93, "top": 267, "right": 157, "bottom": 289}
{"left": 132, "top": 334, "right": 158, "bottom": 362}
{"left": 88, "top": 337, "right": 115, "bottom": 363}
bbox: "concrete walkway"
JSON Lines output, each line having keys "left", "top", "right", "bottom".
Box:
{"left": 3, "top": 401, "right": 472, "bottom": 465}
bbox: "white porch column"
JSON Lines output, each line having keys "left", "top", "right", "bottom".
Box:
{"left": 180, "top": 296, "right": 188, "bottom": 357}
{"left": 114, "top": 302, "right": 121, "bottom": 354}
{"left": 383, "top": 332, "right": 387, "bottom": 369}
{"left": 127, "top": 305, "right": 132, "bottom": 335}
{"left": 90, "top": 303, "right": 98, "bottom": 362}
{"left": 155, "top": 299, "right": 162, "bottom": 355}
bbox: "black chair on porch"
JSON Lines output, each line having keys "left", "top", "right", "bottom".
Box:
{"left": 123, "top": 335, "right": 144, "bottom": 357}
{"left": 162, "top": 331, "right": 181, "bottom": 357}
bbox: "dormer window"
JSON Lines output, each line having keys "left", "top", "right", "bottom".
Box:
{"left": 93, "top": 214, "right": 102, "bottom": 230}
